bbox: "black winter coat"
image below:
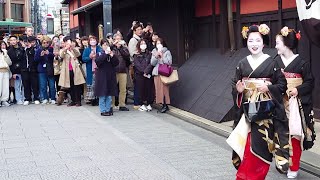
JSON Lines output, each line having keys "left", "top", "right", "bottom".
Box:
{"left": 21, "top": 46, "right": 38, "bottom": 72}
{"left": 8, "top": 46, "right": 26, "bottom": 74}
{"left": 94, "top": 51, "right": 119, "bottom": 97}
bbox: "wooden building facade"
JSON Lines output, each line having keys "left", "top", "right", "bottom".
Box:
{"left": 63, "top": 0, "right": 320, "bottom": 119}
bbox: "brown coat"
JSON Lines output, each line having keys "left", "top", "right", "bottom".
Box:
{"left": 58, "top": 48, "right": 86, "bottom": 88}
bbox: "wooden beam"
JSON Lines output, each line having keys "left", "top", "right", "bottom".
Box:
{"left": 212, "top": 0, "right": 216, "bottom": 48}
{"left": 236, "top": 0, "right": 241, "bottom": 49}
{"left": 219, "top": 0, "right": 228, "bottom": 53}
{"left": 278, "top": 0, "right": 283, "bottom": 30}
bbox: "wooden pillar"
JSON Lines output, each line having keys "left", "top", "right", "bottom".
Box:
{"left": 5, "top": 0, "right": 12, "bottom": 19}
{"left": 236, "top": 0, "right": 241, "bottom": 49}
{"left": 24, "top": 0, "right": 30, "bottom": 22}
{"left": 219, "top": 0, "right": 228, "bottom": 53}
{"left": 278, "top": 0, "right": 283, "bottom": 30}
{"left": 211, "top": 0, "right": 216, "bottom": 48}
{"left": 176, "top": 0, "right": 184, "bottom": 66}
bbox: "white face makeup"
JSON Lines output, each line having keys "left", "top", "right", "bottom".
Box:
{"left": 275, "top": 36, "right": 287, "bottom": 55}
{"left": 247, "top": 32, "right": 264, "bottom": 55}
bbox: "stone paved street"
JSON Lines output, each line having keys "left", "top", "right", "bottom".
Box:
{"left": 0, "top": 104, "right": 318, "bottom": 179}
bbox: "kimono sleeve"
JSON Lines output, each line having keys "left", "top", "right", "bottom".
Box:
{"left": 297, "top": 62, "right": 314, "bottom": 96}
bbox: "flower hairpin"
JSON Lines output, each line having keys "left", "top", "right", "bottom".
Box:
{"left": 296, "top": 31, "right": 301, "bottom": 40}
{"left": 280, "top": 26, "right": 301, "bottom": 40}
{"left": 241, "top": 26, "right": 249, "bottom": 39}
{"left": 280, "top": 26, "right": 290, "bottom": 37}
{"left": 258, "top": 24, "right": 270, "bottom": 35}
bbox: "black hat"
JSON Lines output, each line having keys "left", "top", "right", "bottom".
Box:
{"left": 20, "top": 35, "right": 28, "bottom": 42}
{"left": 27, "top": 36, "right": 37, "bottom": 42}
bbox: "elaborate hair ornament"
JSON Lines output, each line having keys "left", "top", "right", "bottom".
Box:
{"left": 241, "top": 24, "right": 270, "bottom": 39}
{"left": 280, "top": 26, "right": 301, "bottom": 40}
{"left": 241, "top": 26, "right": 249, "bottom": 39}
{"left": 258, "top": 24, "right": 270, "bottom": 35}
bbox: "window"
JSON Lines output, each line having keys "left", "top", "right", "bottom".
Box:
{"left": 0, "top": 3, "right": 5, "bottom": 21}
{"left": 11, "top": 4, "right": 23, "bottom": 22}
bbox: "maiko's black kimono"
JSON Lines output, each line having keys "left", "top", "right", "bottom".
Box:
{"left": 230, "top": 55, "right": 290, "bottom": 173}
{"left": 275, "top": 55, "right": 316, "bottom": 149}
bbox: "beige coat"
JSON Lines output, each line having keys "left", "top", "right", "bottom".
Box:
{"left": 58, "top": 48, "right": 85, "bottom": 88}
{"left": 0, "top": 49, "right": 12, "bottom": 73}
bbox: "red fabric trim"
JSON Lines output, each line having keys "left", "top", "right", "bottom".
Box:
{"left": 236, "top": 133, "right": 270, "bottom": 180}
{"left": 283, "top": 72, "right": 302, "bottom": 78}
{"left": 290, "top": 138, "right": 302, "bottom": 171}
{"left": 237, "top": 93, "right": 243, "bottom": 108}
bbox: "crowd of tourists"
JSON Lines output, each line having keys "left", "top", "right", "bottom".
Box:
{"left": 0, "top": 21, "right": 172, "bottom": 116}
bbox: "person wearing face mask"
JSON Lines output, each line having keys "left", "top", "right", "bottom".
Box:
{"left": 111, "top": 33, "right": 130, "bottom": 111}
{"left": 95, "top": 39, "right": 119, "bottom": 116}
{"left": 150, "top": 38, "right": 172, "bottom": 113}
{"left": 82, "top": 36, "right": 102, "bottom": 105}
{"left": 133, "top": 39, "right": 154, "bottom": 112}
{"left": 274, "top": 27, "right": 315, "bottom": 179}
{"left": 226, "top": 24, "right": 289, "bottom": 179}
{"left": 147, "top": 32, "right": 159, "bottom": 51}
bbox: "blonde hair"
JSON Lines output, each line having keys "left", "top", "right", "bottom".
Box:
{"left": 41, "top": 35, "right": 51, "bottom": 43}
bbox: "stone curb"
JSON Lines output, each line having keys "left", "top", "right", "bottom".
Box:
{"left": 164, "top": 105, "right": 320, "bottom": 178}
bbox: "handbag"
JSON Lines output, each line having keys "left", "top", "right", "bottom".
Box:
{"left": 158, "top": 64, "right": 173, "bottom": 77}
{"left": 243, "top": 92, "right": 275, "bottom": 122}
{"left": 160, "top": 70, "right": 179, "bottom": 85}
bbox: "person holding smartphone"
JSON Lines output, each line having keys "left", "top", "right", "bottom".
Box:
{"left": 58, "top": 37, "right": 85, "bottom": 106}
{"left": 94, "top": 39, "right": 119, "bottom": 116}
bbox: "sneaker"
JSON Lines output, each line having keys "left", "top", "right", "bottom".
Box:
{"left": 23, "top": 101, "right": 29, "bottom": 106}
{"left": 17, "top": 100, "right": 23, "bottom": 105}
{"left": 287, "top": 169, "right": 298, "bottom": 179}
{"left": 51, "top": 100, "right": 56, "bottom": 105}
{"left": 114, "top": 106, "right": 120, "bottom": 110}
{"left": 2, "top": 101, "right": 11, "bottom": 107}
{"left": 133, "top": 105, "right": 140, "bottom": 110}
{"left": 146, "top": 105, "right": 152, "bottom": 111}
{"left": 63, "top": 99, "right": 69, "bottom": 103}
{"left": 42, "top": 99, "right": 48, "bottom": 104}
{"left": 138, "top": 105, "right": 148, "bottom": 112}
{"left": 34, "top": 100, "right": 40, "bottom": 105}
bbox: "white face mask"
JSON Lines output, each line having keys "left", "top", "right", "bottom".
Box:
{"left": 156, "top": 44, "right": 163, "bottom": 51}
{"left": 140, "top": 44, "right": 147, "bottom": 50}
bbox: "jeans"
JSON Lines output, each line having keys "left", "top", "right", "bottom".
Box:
{"left": 39, "top": 73, "right": 56, "bottom": 101}
{"left": 14, "top": 74, "right": 24, "bottom": 102}
{"left": 99, "top": 96, "right": 112, "bottom": 113}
